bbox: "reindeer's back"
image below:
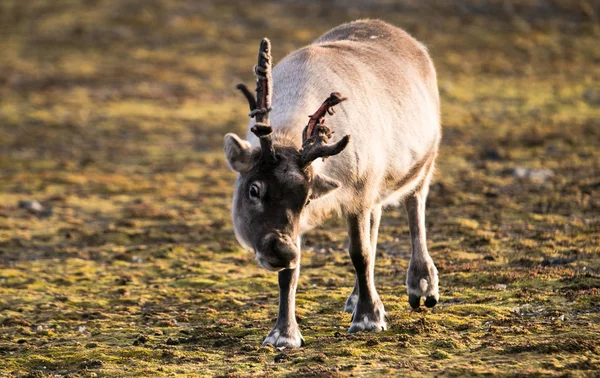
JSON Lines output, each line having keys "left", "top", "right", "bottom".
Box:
{"left": 270, "top": 19, "right": 441, "bottom": 210}
{"left": 313, "top": 19, "right": 438, "bottom": 96}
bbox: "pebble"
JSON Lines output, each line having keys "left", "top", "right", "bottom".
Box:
{"left": 508, "top": 167, "right": 554, "bottom": 182}
{"left": 19, "top": 200, "right": 43, "bottom": 212}
{"left": 18, "top": 200, "right": 53, "bottom": 217}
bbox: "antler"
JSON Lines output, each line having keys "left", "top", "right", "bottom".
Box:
{"left": 237, "top": 38, "right": 275, "bottom": 162}
{"left": 253, "top": 38, "right": 273, "bottom": 124}
{"left": 300, "top": 92, "right": 350, "bottom": 168}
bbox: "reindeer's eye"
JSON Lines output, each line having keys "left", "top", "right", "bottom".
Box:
{"left": 249, "top": 183, "right": 260, "bottom": 199}
{"left": 305, "top": 198, "right": 311, "bottom": 206}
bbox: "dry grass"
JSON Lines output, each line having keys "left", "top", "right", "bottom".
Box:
{"left": 0, "top": 0, "right": 599, "bottom": 376}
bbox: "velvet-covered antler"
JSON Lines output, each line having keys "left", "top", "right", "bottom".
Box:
{"left": 300, "top": 92, "right": 350, "bottom": 168}
{"left": 237, "top": 38, "right": 275, "bottom": 162}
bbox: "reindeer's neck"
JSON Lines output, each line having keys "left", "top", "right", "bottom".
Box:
{"left": 271, "top": 129, "right": 302, "bottom": 150}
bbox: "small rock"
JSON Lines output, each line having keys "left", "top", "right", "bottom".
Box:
{"left": 495, "top": 284, "right": 507, "bottom": 290}
{"left": 18, "top": 200, "right": 53, "bottom": 217}
{"left": 508, "top": 167, "right": 554, "bottom": 182}
{"left": 19, "top": 200, "right": 43, "bottom": 212}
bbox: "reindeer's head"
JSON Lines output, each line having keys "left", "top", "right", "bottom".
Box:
{"left": 224, "top": 38, "right": 350, "bottom": 272}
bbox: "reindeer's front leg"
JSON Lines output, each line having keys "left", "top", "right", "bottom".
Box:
{"left": 263, "top": 267, "right": 304, "bottom": 348}
{"left": 347, "top": 209, "right": 387, "bottom": 333}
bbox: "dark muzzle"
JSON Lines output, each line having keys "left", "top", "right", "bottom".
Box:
{"left": 256, "top": 232, "right": 299, "bottom": 271}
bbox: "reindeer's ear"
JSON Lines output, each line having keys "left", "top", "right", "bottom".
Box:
{"left": 310, "top": 173, "right": 341, "bottom": 200}
{"left": 224, "top": 133, "right": 254, "bottom": 172}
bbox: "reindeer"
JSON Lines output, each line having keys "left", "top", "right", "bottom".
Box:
{"left": 224, "top": 20, "right": 441, "bottom": 348}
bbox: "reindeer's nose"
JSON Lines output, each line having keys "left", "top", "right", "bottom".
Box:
{"left": 258, "top": 233, "right": 299, "bottom": 271}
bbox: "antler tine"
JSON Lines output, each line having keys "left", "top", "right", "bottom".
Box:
{"left": 254, "top": 38, "right": 273, "bottom": 124}
{"left": 301, "top": 134, "right": 350, "bottom": 168}
{"left": 300, "top": 92, "right": 350, "bottom": 168}
{"left": 302, "top": 92, "right": 347, "bottom": 143}
{"left": 251, "top": 38, "right": 275, "bottom": 162}
{"left": 235, "top": 38, "right": 276, "bottom": 162}
{"left": 236, "top": 38, "right": 273, "bottom": 123}
{"left": 236, "top": 83, "right": 257, "bottom": 113}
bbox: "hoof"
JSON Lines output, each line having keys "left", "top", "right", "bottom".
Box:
{"left": 262, "top": 327, "right": 305, "bottom": 348}
{"left": 408, "top": 294, "right": 421, "bottom": 309}
{"left": 348, "top": 301, "right": 387, "bottom": 334}
{"left": 406, "top": 257, "right": 440, "bottom": 308}
{"left": 348, "top": 316, "right": 387, "bottom": 334}
{"left": 425, "top": 295, "right": 438, "bottom": 308}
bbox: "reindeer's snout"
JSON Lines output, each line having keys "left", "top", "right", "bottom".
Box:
{"left": 256, "top": 232, "right": 299, "bottom": 272}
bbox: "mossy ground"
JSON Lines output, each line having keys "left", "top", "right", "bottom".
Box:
{"left": 1, "top": 0, "right": 599, "bottom": 377}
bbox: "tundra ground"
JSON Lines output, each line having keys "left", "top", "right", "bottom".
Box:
{"left": 1, "top": 0, "right": 599, "bottom": 376}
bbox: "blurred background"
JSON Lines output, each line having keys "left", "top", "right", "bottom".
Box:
{"left": 0, "top": 1, "right": 599, "bottom": 377}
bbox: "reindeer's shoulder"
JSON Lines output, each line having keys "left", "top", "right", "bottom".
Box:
{"left": 312, "top": 19, "right": 431, "bottom": 64}
{"left": 313, "top": 19, "right": 395, "bottom": 44}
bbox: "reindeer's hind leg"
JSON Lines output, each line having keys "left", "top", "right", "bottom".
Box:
{"left": 405, "top": 170, "right": 439, "bottom": 309}
{"left": 346, "top": 207, "right": 386, "bottom": 333}
{"left": 344, "top": 205, "right": 382, "bottom": 313}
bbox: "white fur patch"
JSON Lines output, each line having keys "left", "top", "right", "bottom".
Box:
{"left": 407, "top": 270, "right": 440, "bottom": 299}
{"left": 263, "top": 328, "right": 304, "bottom": 348}
{"left": 349, "top": 316, "right": 387, "bottom": 333}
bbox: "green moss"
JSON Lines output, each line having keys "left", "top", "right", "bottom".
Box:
{"left": 0, "top": 0, "right": 599, "bottom": 377}
{"left": 431, "top": 350, "right": 452, "bottom": 360}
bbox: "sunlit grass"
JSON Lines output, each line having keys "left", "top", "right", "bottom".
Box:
{"left": 0, "top": 0, "right": 599, "bottom": 376}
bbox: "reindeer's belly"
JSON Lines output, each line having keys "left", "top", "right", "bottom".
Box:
{"left": 377, "top": 147, "right": 437, "bottom": 206}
